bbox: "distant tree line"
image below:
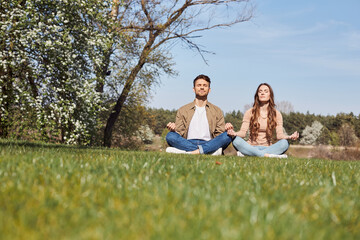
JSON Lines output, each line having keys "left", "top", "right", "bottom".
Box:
{"left": 145, "top": 108, "right": 360, "bottom": 147}
{"left": 282, "top": 112, "right": 359, "bottom": 146}
{"left": 4, "top": 98, "right": 359, "bottom": 148}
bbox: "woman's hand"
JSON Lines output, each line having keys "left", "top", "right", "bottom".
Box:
{"left": 287, "top": 131, "right": 299, "bottom": 140}
{"left": 227, "top": 129, "right": 237, "bottom": 137}
{"left": 225, "top": 123, "right": 237, "bottom": 137}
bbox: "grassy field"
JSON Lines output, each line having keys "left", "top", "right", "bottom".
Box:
{"left": 0, "top": 140, "right": 359, "bottom": 240}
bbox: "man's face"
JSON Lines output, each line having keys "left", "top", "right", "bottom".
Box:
{"left": 193, "top": 79, "right": 210, "bottom": 97}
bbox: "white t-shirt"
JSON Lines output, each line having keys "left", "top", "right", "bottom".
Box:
{"left": 187, "top": 106, "right": 212, "bottom": 141}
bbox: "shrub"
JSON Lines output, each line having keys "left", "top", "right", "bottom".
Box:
{"left": 300, "top": 121, "right": 323, "bottom": 145}
{"left": 338, "top": 123, "right": 358, "bottom": 147}
{"left": 316, "top": 126, "right": 331, "bottom": 145}
{"left": 137, "top": 125, "right": 155, "bottom": 144}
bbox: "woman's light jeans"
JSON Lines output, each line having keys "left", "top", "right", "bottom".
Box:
{"left": 232, "top": 137, "right": 289, "bottom": 156}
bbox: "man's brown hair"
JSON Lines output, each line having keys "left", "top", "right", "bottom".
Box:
{"left": 193, "top": 74, "right": 211, "bottom": 87}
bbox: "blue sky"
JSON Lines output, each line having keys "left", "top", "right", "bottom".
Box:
{"left": 149, "top": 0, "right": 360, "bottom": 116}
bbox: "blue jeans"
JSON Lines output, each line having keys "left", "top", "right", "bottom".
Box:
{"left": 166, "top": 132, "right": 232, "bottom": 154}
{"left": 232, "top": 137, "right": 289, "bottom": 157}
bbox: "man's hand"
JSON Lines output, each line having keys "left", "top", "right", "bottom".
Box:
{"left": 225, "top": 123, "right": 234, "bottom": 131}
{"left": 166, "top": 122, "right": 176, "bottom": 132}
{"left": 225, "top": 123, "right": 237, "bottom": 137}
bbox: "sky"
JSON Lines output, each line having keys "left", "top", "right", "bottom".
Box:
{"left": 148, "top": 0, "right": 360, "bottom": 116}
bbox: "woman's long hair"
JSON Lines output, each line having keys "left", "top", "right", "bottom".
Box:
{"left": 249, "top": 83, "right": 277, "bottom": 144}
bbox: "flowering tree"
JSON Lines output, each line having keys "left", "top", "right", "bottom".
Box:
{"left": 300, "top": 121, "right": 323, "bottom": 145}
{"left": 0, "top": 0, "right": 114, "bottom": 144}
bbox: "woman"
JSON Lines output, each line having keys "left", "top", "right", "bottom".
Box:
{"left": 226, "top": 83, "right": 299, "bottom": 158}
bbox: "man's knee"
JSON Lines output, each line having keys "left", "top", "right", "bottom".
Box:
{"left": 166, "top": 131, "right": 178, "bottom": 145}
{"left": 218, "top": 132, "right": 232, "bottom": 142}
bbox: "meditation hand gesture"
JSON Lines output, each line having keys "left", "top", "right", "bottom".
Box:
{"left": 225, "top": 123, "right": 236, "bottom": 137}
{"left": 166, "top": 122, "right": 176, "bottom": 132}
{"left": 225, "top": 123, "right": 234, "bottom": 131}
{"left": 287, "top": 131, "right": 299, "bottom": 140}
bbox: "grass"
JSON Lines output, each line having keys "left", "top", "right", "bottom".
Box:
{"left": 0, "top": 140, "right": 359, "bottom": 240}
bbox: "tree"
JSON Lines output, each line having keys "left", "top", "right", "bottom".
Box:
{"left": 329, "top": 131, "right": 340, "bottom": 146}
{"left": 0, "top": 0, "right": 114, "bottom": 144}
{"left": 242, "top": 100, "right": 294, "bottom": 115}
{"left": 243, "top": 103, "right": 252, "bottom": 113}
{"left": 108, "top": 95, "right": 153, "bottom": 148}
{"left": 276, "top": 101, "right": 294, "bottom": 114}
{"left": 355, "top": 114, "right": 360, "bottom": 138}
{"left": 225, "top": 110, "right": 243, "bottom": 131}
{"left": 1, "top": 0, "right": 253, "bottom": 146}
{"left": 136, "top": 125, "right": 155, "bottom": 144}
{"left": 316, "top": 126, "right": 331, "bottom": 145}
{"left": 300, "top": 121, "right": 323, "bottom": 145}
{"left": 102, "top": 0, "right": 254, "bottom": 147}
{"left": 146, "top": 108, "right": 177, "bottom": 135}
{"left": 282, "top": 112, "right": 317, "bottom": 139}
{"left": 338, "top": 123, "right": 357, "bottom": 147}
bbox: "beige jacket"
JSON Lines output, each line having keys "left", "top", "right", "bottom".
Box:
{"left": 175, "top": 101, "right": 225, "bottom": 139}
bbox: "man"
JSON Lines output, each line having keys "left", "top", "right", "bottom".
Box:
{"left": 166, "top": 74, "right": 232, "bottom": 155}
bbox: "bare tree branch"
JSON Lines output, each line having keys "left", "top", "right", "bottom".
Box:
{"left": 103, "top": 0, "right": 254, "bottom": 147}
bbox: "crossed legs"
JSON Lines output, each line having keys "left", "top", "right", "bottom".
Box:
{"left": 166, "top": 132, "right": 232, "bottom": 154}
{"left": 232, "top": 137, "right": 289, "bottom": 157}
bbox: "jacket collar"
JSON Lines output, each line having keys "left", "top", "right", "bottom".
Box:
{"left": 189, "top": 99, "right": 210, "bottom": 110}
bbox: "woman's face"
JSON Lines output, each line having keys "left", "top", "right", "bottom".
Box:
{"left": 258, "top": 85, "right": 270, "bottom": 103}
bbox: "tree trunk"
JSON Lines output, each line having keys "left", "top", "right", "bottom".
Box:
{"left": 103, "top": 20, "right": 155, "bottom": 147}
{"left": 103, "top": 62, "right": 145, "bottom": 147}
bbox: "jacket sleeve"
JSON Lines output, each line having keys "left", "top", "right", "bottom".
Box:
{"left": 175, "top": 108, "right": 187, "bottom": 138}
{"left": 213, "top": 109, "right": 225, "bottom": 137}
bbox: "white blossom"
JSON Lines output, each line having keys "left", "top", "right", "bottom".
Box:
{"left": 1, "top": 0, "right": 113, "bottom": 145}
{"left": 300, "top": 121, "right": 323, "bottom": 145}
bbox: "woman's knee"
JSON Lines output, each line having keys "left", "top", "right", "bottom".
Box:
{"left": 232, "top": 137, "right": 246, "bottom": 150}
{"left": 278, "top": 139, "right": 289, "bottom": 150}
{"left": 233, "top": 137, "right": 263, "bottom": 156}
